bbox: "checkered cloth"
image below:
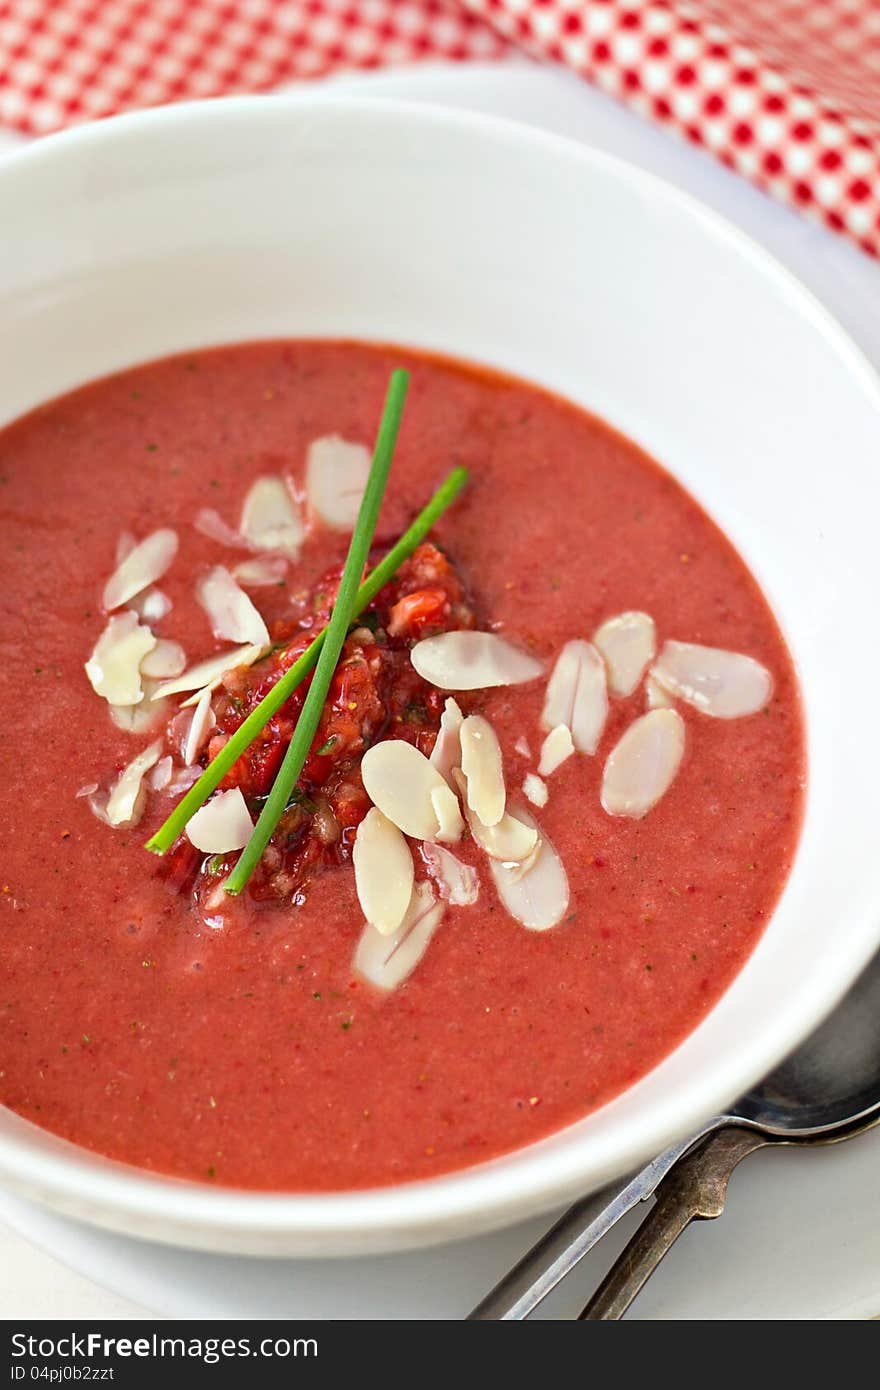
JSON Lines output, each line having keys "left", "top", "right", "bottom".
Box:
{"left": 1, "top": 1, "right": 878, "bottom": 258}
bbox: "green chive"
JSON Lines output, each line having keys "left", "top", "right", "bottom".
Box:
{"left": 223, "top": 369, "right": 409, "bottom": 893}
{"left": 143, "top": 459, "right": 467, "bottom": 858}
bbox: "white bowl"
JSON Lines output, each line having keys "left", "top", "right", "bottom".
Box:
{"left": 2, "top": 95, "right": 879, "bottom": 1257}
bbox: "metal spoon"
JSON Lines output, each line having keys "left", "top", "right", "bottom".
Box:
{"left": 469, "top": 947, "right": 880, "bottom": 1320}
{"left": 580, "top": 1108, "right": 880, "bottom": 1319}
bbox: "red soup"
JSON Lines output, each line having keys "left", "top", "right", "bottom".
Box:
{"left": 0, "top": 341, "right": 804, "bottom": 1190}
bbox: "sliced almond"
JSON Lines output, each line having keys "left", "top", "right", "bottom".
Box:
{"left": 306, "top": 436, "right": 371, "bottom": 531}
{"left": 538, "top": 723, "right": 575, "bottom": 777}
{"left": 196, "top": 565, "right": 270, "bottom": 647}
{"left": 140, "top": 639, "right": 186, "bottom": 680}
{"left": 452, "top": 770, "right": 538, "bottom": 863}
{"left": 430, "top": 783, "right": 465, "bottom": 844}
{"left": 195, "top": 507, "right": 246, "bottom": 549}
{"left": 353, "top": 881, "right": 444, "bottom": 993}
{"left": 601, "top": 709, "right": 685, "bottom": 819}
{"left": 489, "top": 810, "right": 569, "bottom": 931}
{"left": 151, "top": 644, "right": 265, "bottom": 701}
{"left": 131, "top": 588, "right": 172, "bottom": 624}
{"left": 353, "top": 807, "right": 414, "bottom": 936}
{"left": 523, "top": 772, "right": 548, "bottom": 808}
{"left": 514, "top": 736, "right": 532, "bottom": 759}
{"left": 116, "top": 531, "right": 136, "bottom": 564}
{"left": 85, "top": 791, "right": 112, "bottom": 826}
{"left": 594, "top": 612, "right": 656, "bottom": 697}
{"left": 183, "top": 687, "right": 215, "bottom": 766}
{"left": 645, "top": 675, "right": 674, "bottom": 709}
{"left": 186, "top": 788, "right": 254, "bottom": 853}
{"left": 233, "top": 555, "right": 288, "bottom": 587}
{"left": 240, "top": 476, "right": 304, "bottom": 558}
{"left": 149, "top": 756, "right": 174, "bottom": 791}
{"left": 103, "top": 529, "right": 178, "bottom": 611}
{"left": 109, "top": 678, "right": 169, "bottom": 733}
{"left": 361, "top": 740, "right": 451, "bottom": 841}
{"left": 411, "top": 631, "right": 543, "bottom": 691}
{"left": 429, "top": 697, "right": 464, "bottom": 786}
{"left": 85, "top": 612, "right": 156, "bottom": 707}
{"left": 460, "top": 714, "right": 505, "bottom": 827}
{"left": 421, "top": 843, "right": 479, "bottom": 906}
{"left": 168, "top": 765, "right": 201, "bottom": 796}
{"left": 105, "top": 739, "right": 163, "bottom": 828}
{"left": 651, "top": 641, "right": 773, "bottom": 719}
{"left": 541, "top": 640, "right": 608, "bottom": 754}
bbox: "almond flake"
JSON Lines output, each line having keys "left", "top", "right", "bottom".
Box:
{"left": 103, "top": 529, "right": 178, "bottom": 611}
{"left": 131, "top": 588, "right": 172, "bottom": 624}
{"left": 183, "top": 687, "right": 215, "bottom": 766}
{"left": 601, "top": 709, "right": 686, "bottom": 819}
{"left": 140, "top": 639, "right": 186, "bottom": 680}
{"left": 421, "top": 843, "right": 479, "bottom": 906}
{"left": 538, "top": 724, "right": 575, "bottom": 777}
{"left": 541, "top": 640, "right": 608, "bottom": 754}
{"left": 240, "top": 476, "right": 304, "bottom": 559}
{"left": 196, "top": 565, "right": 270, "bottom": 647}
{"left": 306, "top": 436, "right": 371, "bottom": 531}
{"left": 353, "top": 807, "right": 414, "bottom": 936}
{"left": 411, "top": 631, "right": 543, "bottom": 691}
{"left": 85, "top": 612, "right": 156, "bottom": 707}
{"left": 168, "top": 765, "right": 201, "bottom": 795}
{"left": 105, "top": 739, "right": 163, "bottom": 828}
{"left": 514, "top": 736, "right": 532, "bottom": 759}
{"left": 645, "top": 675, "right": 674, "bottom": 709}
{"left": 489, "top": 809, "right": 569, "bottom": 931}
{"left": 452, "top": 770, "right": 538, "bottom": 863}
{"left": 186, "top": 788, "right": 254, "bottom": 853}
{"left": 149, "top": 756, "right": 174, "bottom": 791}
{"left": 115, "top": 532, "right": 136, "bottom": 564}
{"left": 232, "top": 555, "right": 288, "bottom": 587}
{"left": 361, "top": 741, "right": 452, "bottom": 841}
{"left": 85, "top": 792, "right": 112, "bottom": 826}
{"left": 430, "top": 784, "right": 465, "bottom": 844}
{"left": 523, "top": 773, "right": 548, "bottom": 808}
{"left": 651, "top": 641, "right": 773, "bottom": 719}
{"left": 151, "top": 644, "right": 265, "bottom": 701}
{"left": 354, "top": 881, "right": 445, "bottom": 993}
{"left": 194, "top": 508, "right": 246, "bottom": 549}
{"left": 460, "top": 714, "right": 505, "bottom": 827}
{"left": 429, "top": 697, "right": 464, "bottom": 786}
{"left": 594, "top": 612, "right": 656, "bottom": 697}
{"left": 109, "top": 677, "right": 169, "bottom": 734}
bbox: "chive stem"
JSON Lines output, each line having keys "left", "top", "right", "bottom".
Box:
{"left": 144, "top": 462, "right": 467, "bottom": 858}
{"left": 223, "top": 369, "right": 408, "bottom": 893}
{"left": 144, "top": 372, "right": 468, "bottom": 874}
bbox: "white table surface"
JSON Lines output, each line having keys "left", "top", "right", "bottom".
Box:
{"left": 2, "top": 58, "right": 879, "bottom": 1322}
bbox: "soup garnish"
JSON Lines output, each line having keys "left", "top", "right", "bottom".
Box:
{"left": 78, "top": 371, "right": 779, "bottom": 983}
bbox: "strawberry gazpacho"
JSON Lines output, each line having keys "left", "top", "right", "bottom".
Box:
{"left": 0, "top": 341, "right": 804, "bottom": 1190}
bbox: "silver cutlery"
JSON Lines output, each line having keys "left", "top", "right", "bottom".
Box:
{"left": 469, "top": 948, "right": 880, "bottom": 1320}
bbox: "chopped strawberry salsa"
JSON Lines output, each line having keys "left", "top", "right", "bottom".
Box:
{"left": 176, "top": 543, "right": 474, "bottom": 906}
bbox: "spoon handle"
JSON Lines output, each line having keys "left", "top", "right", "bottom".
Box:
{"left": 467, "top": 1125, "right": 716, "bottom": 1320}
{"left": 580, "top": 1126, "right": 768, "bottom": 1320}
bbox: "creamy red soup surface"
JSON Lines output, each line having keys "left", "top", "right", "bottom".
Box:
{"left": 0, "top": 341, "right": 804, "bottom": 1190}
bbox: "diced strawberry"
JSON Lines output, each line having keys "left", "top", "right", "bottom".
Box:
{"left": 173, "top": 540, "right": 473, "bottom": 907}
{"left": 387, "top": 587, "right": 451, "bottom": 639}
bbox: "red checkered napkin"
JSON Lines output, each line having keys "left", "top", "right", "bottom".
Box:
{"left": 0, "top": 1, "right": 878, "bottom": 259}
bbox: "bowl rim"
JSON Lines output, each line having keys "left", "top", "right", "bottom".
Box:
{"left": 3, "top": 89, "right": 880, "bottom": 1250}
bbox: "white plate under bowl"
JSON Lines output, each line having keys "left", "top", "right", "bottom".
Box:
{"left": 1, "top": 93, "right": 879, "bottom": 1258}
